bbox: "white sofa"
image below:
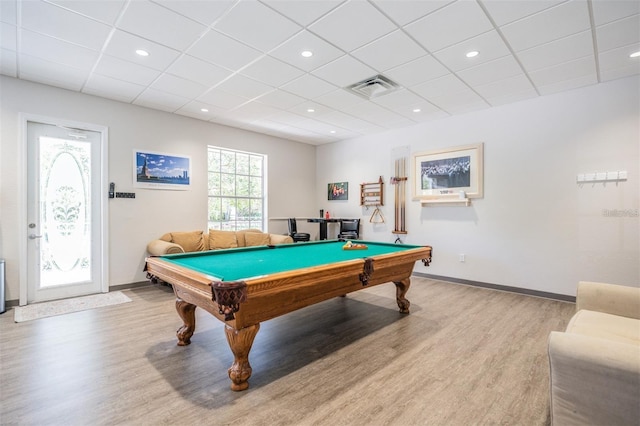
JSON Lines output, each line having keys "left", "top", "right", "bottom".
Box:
{"left": 548, "top": 281, "right": 640, "bottom": 425}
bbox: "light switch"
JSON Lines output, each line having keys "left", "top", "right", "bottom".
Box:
{"left": 596, "top": 172, "right": 607, "bottom": 181}
{"left": 619, "top": 171, "right": 628, "bottom": 180}
{"left": 577, "top": 174, "right": 585, "bottom": 182}
{"left": 606, "top": 171, "right": 619, "bottom": 180}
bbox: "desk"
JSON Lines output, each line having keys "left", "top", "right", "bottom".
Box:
{"left": 145, "top": 240, "right": 432, "bottom": 391}
{"left": 306, "top": 217, "right": 342, "bottom": 240}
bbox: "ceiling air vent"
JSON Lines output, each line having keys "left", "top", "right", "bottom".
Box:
{"left": 346, "top": 74, "right": 401, "bottom": 99}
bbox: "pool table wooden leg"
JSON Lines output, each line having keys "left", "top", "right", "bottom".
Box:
{"left": 394, "top": 278, "right": 411, "bottom": 313}
{"left": 175, "top": 298, "right": 196, "bottom": 346}
{"left": 225, "top": 323, "right": 260, "bottom": 391}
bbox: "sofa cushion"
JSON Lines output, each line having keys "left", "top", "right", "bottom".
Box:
{"left": 234, "top": 229, "right": 262, "bottom": 247}
{"left": 245, "top": 232, "right": 270, "bottom": 247}
{"left": 209, "top": 229, "right": 238, "bottom": 249}
{"left": 567, "top": 309, "right": 640, "bottom": 346}
{"left": 171, "top": 231, "right": 206, "bottom": 252}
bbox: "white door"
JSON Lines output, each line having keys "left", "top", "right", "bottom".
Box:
{"left": 26, "top": 120, "right": 106, "bottom": 303}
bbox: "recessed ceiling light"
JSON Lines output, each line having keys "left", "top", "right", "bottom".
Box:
{"left": 630, "top": 51, "right": 640, "bottom": 58}
{"left": 200, "top": 108, "right": 209, "bottom": 112}
{"left": 466, "top": 51, "right": 479, "bottom": 58}
{"left": 307, "top": 108, "right": 315, "bottom": 113}
{"left": 301, "top": 50, "right": 313, "bottom": 58}
{"left": 413, "top": 108, "right": 421, "bottom": 113}
{"left": 135, "top": 49, "right": 149, "bottom": 57}
{"left": 330, "top": 130, "right": 336, "bottom": 134}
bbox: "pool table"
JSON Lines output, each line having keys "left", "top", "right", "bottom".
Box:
{"left": 144, "top": 239, "right": 432, "bottom": 391}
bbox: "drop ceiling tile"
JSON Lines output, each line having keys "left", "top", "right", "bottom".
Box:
{"left": 428, "top": 90, "right": 488, "bottom": 114}
{"left": 529, "top": 55, "right": 596, "bottom": 87}
{"left": 598, "top": 44, "right": 640, "bottom": 81}
{"left": 536, "top": 73, "right": 597, "bottom": 95}
{"left": 384, "top": 55, "right": 449, "bottom": 87}
{"left": 0, "top": 0, "right": 16, "bottom": 25}
{"left": 133, "top": 87, "right": 190, "bottom": 112}
{"left": 93, "top": 55, "right": 161, "bottom": 86}
{"left": 241, "top": 56, "right": 305, "bottom": 87}
{"left": 261, "top": 0, "right": 343, "bottom": 27}
{"left": 473, "top": 74, "right": 534, "bottom": 100}
{"left": 517, "top": 30, "right": 593, "bottom": 72}
{"left": 187, "top": 30, "right": 262, "bottom": 71}
{"left": 104, "top": 30, "right": 181, "bottom": 71}
{"left": 314, "top": 89, "right": 364, "bottom": 111}
{"left": 314, "top": 110, "right": 372, "bottom": 132}
{"left": 340, "top": 101, "right": 409, "bottom": 127}
{"left": 596, "top": 15, "right": 640, "bottom": 52}
{"left": 1, "top": 22, "right": 16, "bottom": 50}
{"left": 413, "top": 74, "right": 469, "bottom": 100}
{"left": 308, "top": 1, "right": 397, "bottom": 52}
{"left": 352, "top": 30, "right": 427, "bottom": 72}
{"left": 457, "top": 55, "right": 523, "bottom": 87}
{"left": 281, "top": 73, "right": 339, "bottom": 99}
{"left": 591, "top": 0, "right": 640, "bottom": 26}
{"left": 480, "top": 0, "right": 565, "bottom": 26}
{"left": 255, "top": 89, "right": 307, "bottom": 109}
{"left": 151, "top": 73, "right": 207, "bottom": 99}
{"left": 500, "top": 0, "right": 591, "bottom": 52}
{"left": 371, "top": 89, "right": 425, "bottom": 110}
{"left": 432, "top": 30, "right": 511, "bottom": 72}
{"left": 371, "top": 0, "right": 454, "bottom": 26}
{"left": 19, "top": 54, "right": 89, "bottom": 90}
{"left": 213, "top": 1, "right": 301, "bottom": 52}
{"left": 197, "top": 88, "right": 249, "bottom": 109}
{"left": 165, "top": 55, "right": 232, "bottom": 87}
{"left": 175, "top": 100, "right": 227, "bottom": 120}
{"left": 118, "top": 0, "right": 207, "bottom": 51}
{"left": 48, "top": 0, "right": 126, "bottom": 25}
{"left": 311, "top": 55, "right": 376, "bottom": 88}
{"left": 269, "top": 30, "right": 344, "bottom": 72}
{"left": 20, "top": 29, "right": 99, "bottom": 70}
{"left": 83, "top": 73, "right": 145, "bottom": 103}
{"left": 216, "top": 74, "right": 274, "bottom": 100}
{"left": 154, "top": 0, "right": 235, "bottom": 26}
{"left": 0, "top": 48, "right": 17, "bottom": 76}
{"left": 484, "top": 88, "right": 538, "bottom": 107}
{"left": 229, "top": 102, "right": 282, "bottom": 122}
{"left": 405, "top": 1, "right": 493, "bottom": 52}
{"left": 21, "top": 1, "right": 112, "bottom": 51}
{"left": 289, "top": 101, "right": 333, "bottom": 117}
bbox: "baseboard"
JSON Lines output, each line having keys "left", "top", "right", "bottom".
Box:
{"left": 1, "top": 281, "right": 154, "bottom": 310}
{"left": 413, "top": 272, "right": 576, "bottom": 303}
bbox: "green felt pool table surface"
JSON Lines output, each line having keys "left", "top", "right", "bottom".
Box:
{"left": 159, "top": 240, "right": 424, "bottom": 281}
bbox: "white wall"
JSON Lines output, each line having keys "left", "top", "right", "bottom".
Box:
{"left": 316, "top": 76, "right": 639, "bottom": 296}
{"left": 0, "top": 76, "right": 317, "bottom": 301}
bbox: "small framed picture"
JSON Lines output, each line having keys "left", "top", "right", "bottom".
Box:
{"left": 328, "top": 182, "right": 348, "bottom": 200}
{"left": 133, "top": 150, "right": 191, "bottom": 190}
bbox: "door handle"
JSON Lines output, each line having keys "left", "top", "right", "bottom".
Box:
{"left": 28, "top": 234, "right": 43, "bottom": 239}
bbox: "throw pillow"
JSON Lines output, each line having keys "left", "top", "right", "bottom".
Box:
{"left": 171, "top": 231, "right": 205, "bottom": 252}
{"left": 209, "top": 229, "right": 238, "bottom": 249}
{"left": 244, "top": 232, "right": 270, "bottom": 247}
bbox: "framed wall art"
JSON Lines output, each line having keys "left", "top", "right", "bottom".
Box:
{"left": 133, "top": 150, "right": 191, "bottom": 190}
{"left": 328, "top": 182, "right": 348, "bottom": 200}
{"left": 412, "top": 143, "right": 483, "bottom": 201}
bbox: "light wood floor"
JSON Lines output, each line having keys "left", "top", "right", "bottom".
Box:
{"left": 0, "top": 277, "right": 575, "bottom": 426}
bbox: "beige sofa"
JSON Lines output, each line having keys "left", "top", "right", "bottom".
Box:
{"left": 147, "top": 229, "right": 293, "bottom": 256}
{"left": 548, "top": 281, "right": 640, "bottom": 426}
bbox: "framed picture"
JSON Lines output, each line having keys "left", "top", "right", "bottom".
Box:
{"left": 412, "top": 143, "right": 483, "bottom": 200}
{"left": 133, "top": 150, "right": 191, "bottom": 190}
{"left": 328, "top": 182, "right": 348, "bottom": 200}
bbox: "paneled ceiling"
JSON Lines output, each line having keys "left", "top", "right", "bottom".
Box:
{"left": 1, "top": 0, "right": 639, "bottom": 145}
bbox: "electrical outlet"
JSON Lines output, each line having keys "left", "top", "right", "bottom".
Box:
{"left": 459, "top": 254, "right": 465, "bottom": 262}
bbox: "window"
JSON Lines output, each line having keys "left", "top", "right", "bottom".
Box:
{"left": 208, "top": 146, "right": 266, "bottom": 231}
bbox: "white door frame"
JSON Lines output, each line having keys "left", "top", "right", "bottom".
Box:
{"left": 19, "top": 113, "right": 109, "bottom": 306}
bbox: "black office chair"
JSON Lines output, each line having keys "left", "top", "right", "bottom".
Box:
{"left": 338, "top": 219, "right": 360, "bottom": 240}
{"left": 287, "top": 218, "right": 310, "bottom": 242}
